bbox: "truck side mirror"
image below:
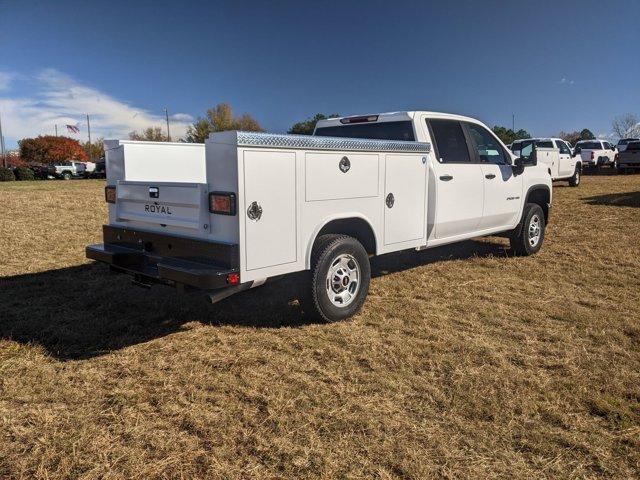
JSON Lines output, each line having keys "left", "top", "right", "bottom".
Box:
{"left": 513, "top": 157, "right": 525, "bottom": 175}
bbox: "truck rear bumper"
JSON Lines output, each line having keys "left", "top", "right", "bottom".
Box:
{"left": 86, "top": 225, "right": 240, "bottom": 291}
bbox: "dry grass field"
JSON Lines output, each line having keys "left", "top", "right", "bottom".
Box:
{"left": 0, "top": 176, "right": 639, "bottom": 479}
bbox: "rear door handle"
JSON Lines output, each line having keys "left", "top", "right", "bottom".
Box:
{"left": 485, "top": 173, "right": 496, "bottom": 179}
{"left": 439, "top": 175, "right": 453, "bottom": 181}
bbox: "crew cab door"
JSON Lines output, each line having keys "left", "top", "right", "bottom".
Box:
{"left": 464, "top": 122, "right": 522, "bottom": 230}
{"left": 427, "top": 119, "right": 483, "bottom": 238}
{"left": 556, "top": 139, "right": 573, "bottom": 177}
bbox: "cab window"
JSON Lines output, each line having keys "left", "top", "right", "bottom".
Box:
{"left": 428, "top": 119, "right": 472, "bottom": 163}
{"left": 556, "top": 140, "right": 571, "bottom": 154}
{"left": 465, "top": 122, "right": 507, "bottom": 164}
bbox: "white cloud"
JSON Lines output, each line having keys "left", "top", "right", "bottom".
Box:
{"left": 170, "top": 113, "right": 193, "bottom": 122}
{"left": 559, "top": 78, "right": 574, "bottom": 85}
{"left": 0, "top": 69, "right": 193, "bottom": 146}
{"left": 0, "top": 72, "right": 14, "bottom": 91}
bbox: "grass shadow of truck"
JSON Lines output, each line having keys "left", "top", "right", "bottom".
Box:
{"left": 582, "top": 191, "right": 640, "bottom": 208}
{"left": 0, "top": 239, "right": 508, "bottom": 360}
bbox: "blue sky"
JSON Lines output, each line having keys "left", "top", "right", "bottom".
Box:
{"left": 0, "top": 0, "right": 638, "bottom": 148}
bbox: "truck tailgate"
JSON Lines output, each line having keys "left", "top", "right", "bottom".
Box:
{"left": 115, "top": 181, "right": 209, "bottom": 234}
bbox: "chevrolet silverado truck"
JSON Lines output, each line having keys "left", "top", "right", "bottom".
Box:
{"left": 574, "top": 139, "right": 616, "bottom": 170}
{"left": 511, "top": 138, "right": 581, "bottom": 186}
{"left": 87, "top": 112, "right": 552, "bottom": 322}
{"left": 616, "top": 140, "right": 640, "bottom": 173}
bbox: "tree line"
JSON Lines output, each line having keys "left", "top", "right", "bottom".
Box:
{"left": 15, "top": 107, "right": 639, "bottom": 165}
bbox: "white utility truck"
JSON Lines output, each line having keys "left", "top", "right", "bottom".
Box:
{"left": 87, "top": 112, "right": 552, "bottom": 322}
{"left": 511, "top": 138, "right": 581, "bottom": 186}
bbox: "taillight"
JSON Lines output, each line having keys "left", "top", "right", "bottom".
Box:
{"left": 226, "top": 272, "right": 240, "bottom": 285}
{"left": 105, "top": 185, "right": 116, "bottom": 204}
{"left": 209, "top": 192, "right": 236, "bottom": 215}
{"left": 591, "top": 151, "right": 594, "bottom": 160}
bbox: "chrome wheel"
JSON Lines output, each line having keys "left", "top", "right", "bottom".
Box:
{"left": 575, "top": 169, "right": 580, "bottom": 185}
{"left": 326, "top": 254, "right": 360, "bottom": 307}
{"left": 528, "top": 214, "right": 541, "bottom": 247}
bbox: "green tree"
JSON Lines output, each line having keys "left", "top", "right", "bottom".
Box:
{"left": 83, "top": 138, "right": 105, "bottom": 161}
{"left": 580, "top": 128, "right": 595, "bottom": 141}
{"left": 184, "top": 103, "right": 263, "bottom": 143}
{"left": 129, "top": 127, "right": 169, "bottom": 142}
{"left": 492, "top": 126, "right": 531, "bottom": 145}
{"left": 288, "top": 113, "right": 340, "bottom": 135}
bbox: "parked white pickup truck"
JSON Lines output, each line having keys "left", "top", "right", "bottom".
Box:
{"left": 87, "top": 111, "right": 552, "bottom": 322}
{"left": 511, "top": 138, "right": 581, "bottom": 186}
{"left": 574, "top": 139, "right": 616, "bottom": 169}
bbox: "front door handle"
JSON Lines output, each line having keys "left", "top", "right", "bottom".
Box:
{"left": 485, "top": 173, "right": 496, "bottom": 179}
{"left": 439, "top": 174, "right": 453, "bottom": 181}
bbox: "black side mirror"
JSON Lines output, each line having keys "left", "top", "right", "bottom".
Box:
{"left": 512, "top": 157, "right": 525, "bottom": 175}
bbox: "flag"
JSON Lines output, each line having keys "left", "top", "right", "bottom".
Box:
{"left": 66, "top": 124, "right": 80, "bottom": 134}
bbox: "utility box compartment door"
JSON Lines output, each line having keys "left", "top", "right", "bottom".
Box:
{"left": 305, "top": 153, "right": 379, "bottom": 201}
{"left": 383, "top": 154, "right": 426, "bottom": 245}
{"left": 243, "top": 150, "right": 297, "bottom": 271}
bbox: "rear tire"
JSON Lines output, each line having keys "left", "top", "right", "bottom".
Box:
{"left": 509, "top": 203, "right": 545, "bottom": 256}
{"left": 568, "top": 166, "right": 580, "bottom": 187}
{"left": 62, "top": 171, "right": 72, "bottom": 180}
{"left": 301, "top": 234, "right": 371, "bottom": 323}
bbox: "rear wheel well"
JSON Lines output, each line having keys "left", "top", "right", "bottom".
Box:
{"left": 315, "top": 218, "right": 376, "bottom": 255}
{"left": 526, "top": 187, "right": 550, "bottom": 223}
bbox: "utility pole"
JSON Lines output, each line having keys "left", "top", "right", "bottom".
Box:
{"left": 86, "top": 114, "right": 92, "bottom": 162}
{"left": 512, "top": 114, "right": 515, "bottom": 132}
{"left": 55, "top": 124, "right": 58, "bottom": 137}
{"left": 164, "top": 107, "right": 171, "bottom": 141}
{"left": 0, "top": 109, "right": 6, "bottom": 168}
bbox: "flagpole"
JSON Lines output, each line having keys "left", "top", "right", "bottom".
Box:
{"left": 55, "top": 124, "right": 58, "bottom": 137}
{"left": 164, "top": 107, "right": 171, "bottom": 141}
{"left": 86, "top": 114, "right": 92, "bottom": 162}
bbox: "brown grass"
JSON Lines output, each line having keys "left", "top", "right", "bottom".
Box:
{"left": 0, "top": 176, "right": 639, "bottom": 479}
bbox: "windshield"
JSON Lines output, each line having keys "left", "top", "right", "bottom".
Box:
{"left": 315, "top": 121, "right": 415, "bottom": 141}
{"left": 576, "top": 141, "right": 601, "bottom": 150}
{"left": 618, "top": 138, "right": 639, "bottom": 145}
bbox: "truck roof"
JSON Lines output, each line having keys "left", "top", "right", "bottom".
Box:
{"left": 315, "top": 111, "right": 485, "bottom": 129}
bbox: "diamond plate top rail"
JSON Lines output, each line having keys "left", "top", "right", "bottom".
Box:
{"left": 234, "top": 131, "right": 431, "bottom": 153}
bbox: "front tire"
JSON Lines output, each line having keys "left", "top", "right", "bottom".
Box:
{"left": 302, "top": 234, "right": 371, "bottom": 322}
{"left": 510, "top": 203, "right": 546, "bottom": 256}
{"left": 568, "top": 166, "right": 580, "bottom": 187}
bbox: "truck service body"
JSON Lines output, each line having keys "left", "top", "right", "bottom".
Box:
{"left": 87, "top": 111, "right": 552, "bottom": 321}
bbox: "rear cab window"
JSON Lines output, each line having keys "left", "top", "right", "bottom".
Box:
{"left": 577, "top": 141, "right": 602, "bottom": 150}
{"left": 314, "top": 121, "right": 415, "bottom": 141}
